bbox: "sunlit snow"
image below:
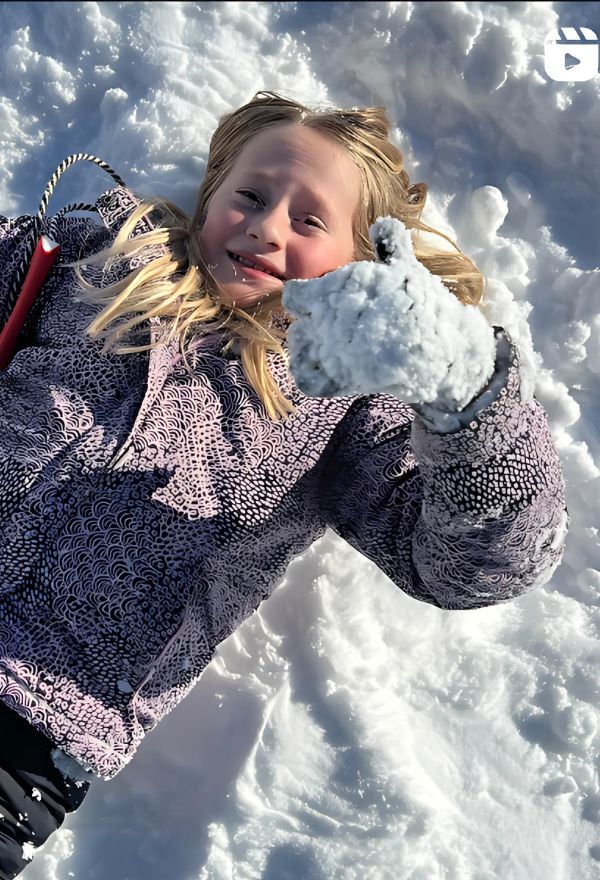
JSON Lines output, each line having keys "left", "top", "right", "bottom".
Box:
{"left": 1, "top": 2, "right": 597, "bottom": 878}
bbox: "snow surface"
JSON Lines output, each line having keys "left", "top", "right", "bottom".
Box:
{"left": 0, "top": 1, "right": 598, "bottom": 878}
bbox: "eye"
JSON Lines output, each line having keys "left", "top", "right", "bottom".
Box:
{"left": 236, "top": 190, "right": 324, "bottom": 229}
{"left": 237, "top": 189, "right": 260, "bottom": 204}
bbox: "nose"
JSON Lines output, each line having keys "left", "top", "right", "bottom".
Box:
{"left": 246, "top": 199, "right": 288, "bottom": 247}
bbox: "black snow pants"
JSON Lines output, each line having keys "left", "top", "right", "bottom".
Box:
{"left": 0, "top": 700, "right": 92, "bottom": 879}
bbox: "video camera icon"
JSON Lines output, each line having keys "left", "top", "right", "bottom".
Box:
{"left": 544, "top": 27, "right": 598, "bottom": 81}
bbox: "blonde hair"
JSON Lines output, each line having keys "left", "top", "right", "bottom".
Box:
{"left": 62, "top": 89, "right": 487, "bottom": 421}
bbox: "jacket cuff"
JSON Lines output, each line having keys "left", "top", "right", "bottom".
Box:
{"left": 411, "top": 326, "right": 514, "bottom": 434}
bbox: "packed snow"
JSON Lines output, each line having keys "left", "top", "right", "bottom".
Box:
{"left": 283, "top": 216, "right": 499, "bottom": 423}
{"left": 0, "top": 2, "right": 598, "bottom": 878}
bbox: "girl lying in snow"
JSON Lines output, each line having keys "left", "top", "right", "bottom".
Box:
{"left": 0, "top": 90, "right": 568, "bottom": 877}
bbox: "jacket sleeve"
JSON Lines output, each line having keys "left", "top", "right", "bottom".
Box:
{"left": 0, "top": 213, "right": 38, "bottom": 326}
{"left": 0, "top": 189, "right": 159, "bottom": 327}
{"left": 0, "top": 208, "right": 119, "bottom": 354}
{"left": 317, "top": 326, "right": 570, "bottom": 610}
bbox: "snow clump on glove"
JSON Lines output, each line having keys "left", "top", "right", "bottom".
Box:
{"left": 282, "top": 216, "right": 497, "bottom": 413}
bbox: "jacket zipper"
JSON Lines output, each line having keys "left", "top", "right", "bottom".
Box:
{"left": 133, "top": 600, "right": 193, "bottom": 693}
{"left": 107, "top": 432, "right": 139, "bottom": 471}
{"left": 107, "top": 319, "right": 175, "bottom": 471}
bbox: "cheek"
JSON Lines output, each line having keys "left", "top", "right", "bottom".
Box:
{"left": 314, "top": 245, "right": 349, "bottom": 274}
{"left": 200, "top": 205, "right": 244, "bottom": 249}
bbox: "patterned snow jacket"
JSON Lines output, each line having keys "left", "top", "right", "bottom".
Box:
{"left": 0, "top": 186, "right": 569, "bottom": 779}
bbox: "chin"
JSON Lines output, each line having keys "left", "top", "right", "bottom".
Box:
{"left": 218, "top": 282, "right": 283, "bottom": 309}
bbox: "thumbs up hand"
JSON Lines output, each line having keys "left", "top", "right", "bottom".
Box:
{"left": 281, "top": 216, "right": 496, "bottom": 413}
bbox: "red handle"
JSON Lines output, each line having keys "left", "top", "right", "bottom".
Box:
{"left": 0, "top": 235, "right": 61, "bottom": 369}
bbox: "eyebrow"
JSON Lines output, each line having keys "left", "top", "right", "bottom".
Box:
{"left": 246, "top": 170, "right": 333, "bottom": 219}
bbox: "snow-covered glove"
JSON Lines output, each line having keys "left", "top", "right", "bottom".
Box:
{"left": 281, "top": 217, "right": 497, "bottom": 412}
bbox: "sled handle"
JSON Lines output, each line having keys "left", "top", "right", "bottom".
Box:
{"left": 0, "top": 235, "right": 61, "bottom": 369}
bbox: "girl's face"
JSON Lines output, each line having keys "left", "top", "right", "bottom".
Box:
{"left": 197, "top": 123, "right": 362, "bottom": 311}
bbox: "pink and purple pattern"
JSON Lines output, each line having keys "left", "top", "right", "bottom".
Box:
{"left": 0, "top": 188, "right": 569, "bottom": 778}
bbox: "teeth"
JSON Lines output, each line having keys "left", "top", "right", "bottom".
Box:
{"left": 230, "top": 253, "right": 279, "bottom": 278}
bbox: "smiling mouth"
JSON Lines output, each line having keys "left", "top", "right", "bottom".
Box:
{"left": 226, "top": 252, "right": 285, "bottom": 281}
